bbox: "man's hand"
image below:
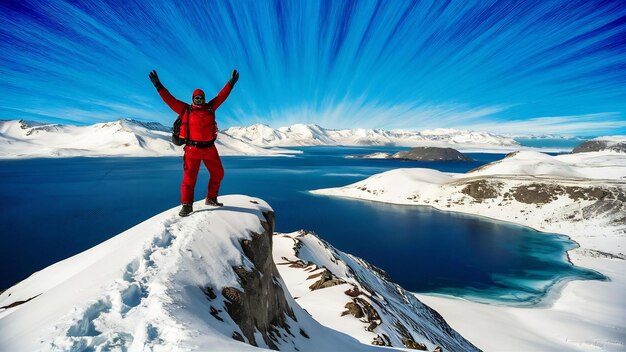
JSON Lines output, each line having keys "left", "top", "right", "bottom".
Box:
{"left": 149, "top": 70, "right": 164, "bottom": 90}
{"left": 229, "top": 69, "right": 239, "bottom": 86}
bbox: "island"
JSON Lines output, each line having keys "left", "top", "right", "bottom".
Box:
{"left": 348, "top": 146, "right": 474, "bottom": 162}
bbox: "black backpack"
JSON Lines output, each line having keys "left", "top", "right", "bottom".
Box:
{"left": 172, "top": 106, "right": 191, "bottom": 146}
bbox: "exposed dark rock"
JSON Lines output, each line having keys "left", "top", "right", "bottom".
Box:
{"left": 461, "top": 180, "right": 502, "bottom": 200}
{"left": 434, "top": 346, "right": 443, "bottom": 352}
{"left": 340, "top": 297, "right": 382, "bottom": 331}
{"left": 299, "top": 328, "right": 309, "bottom": 338}
{"left": 355, "top": 297, "right": 382, "bottom": 331}
{"left": 572, "top": 140, "right": 626, "bottom": 153}
{"left": 202, "top": 285, "right": 216, "bottom": 300}
{"left": 403, "top": 339, "right": 427, "bottom": 350}
{"left": 392, "top": 147, "right": 474, "bottom": 162}
{"left": 308, "top": 269, "right": 346, "bottom": 291}
{"left": 509, "top": 183, "right": 625, "bottom": 207}
{"left": 210, "top": 306, "right": 223, "bottom": 321}
{"left": 350, "top": 147, "right": 473, "bottom": 162}
{"left": 306, "top": 271, "right": 325, "bottom": 280}
{"left": 576, "top": 249, "right": 626, "bottom": 260}
{"left": 342, "top": 301, "right": 364, "bottom": 318}
{"left": 372, "top": 335, "right": 389, "bottom": 346}
{"left": 289, "top": 230, "right": 479, "bottom": 351}
{"left": 563, "top": 186, "right": 613, "bottom": 201}
{"left": 0, "top": 294, "right": 41, "bottom": 309}
{"left": 395, "top": 320, "right": 428, "bottom": 350}
{"left": 344, "top": 286, "right": 362, "bottom": 297}
{"left": 382, "top": 334, "right": 391, "bottom": 346}
{"left": 232, "top": 331, "right": 245, "bottom": 342}
{"left": 511, "top": 184, "right": 563, "bottom": 204}
{"left": 220, "top": 211, "right": 297, "bottom": 350}
{"left": 277, "top": 257, "right": 309, "bottom": 269}
{"left": 222, "top": 287, "right": 243, "bottom": 304}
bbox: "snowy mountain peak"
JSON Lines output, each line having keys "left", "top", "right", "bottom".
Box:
{"left": 223, "top": 123, "right": 520, "bottom": 149}
{"left": 0, "top": 195, "right": 476, "bottom": 351}
{"left": 0, "top": 119, "right": 294, "bottom": 158}
{"left": 93, "top": 119, "right": 171, "bottom": 133}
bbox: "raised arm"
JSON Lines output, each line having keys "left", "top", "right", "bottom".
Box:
{"left": 149, "top": 70, "right": 187, "bottom": 114}
{"left": 210, "top": 69, "right": 239, "bottom": 111}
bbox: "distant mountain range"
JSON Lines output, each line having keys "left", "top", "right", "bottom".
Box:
{"left": 0, "top": 119, "right": 295, "bottom": 158}
{"left": 223, "top": 123, "right": 520, "bottom": 149}
{"left": 4, "top": 119, "right": 607, "bottom": 159}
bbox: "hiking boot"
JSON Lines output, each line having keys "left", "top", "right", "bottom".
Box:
{"left": 205, "top": 197, "right": 223, "bottom": 207}
{"left": 179, "top": 203, "right": 193, "bottom": 217}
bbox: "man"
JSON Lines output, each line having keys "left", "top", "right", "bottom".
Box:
{"left": 149, "top": 69, "right": 239, "bottom": 217}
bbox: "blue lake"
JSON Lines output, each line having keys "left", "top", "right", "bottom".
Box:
{"left": 0, "top": 146, "right": 603, "bottom": 305}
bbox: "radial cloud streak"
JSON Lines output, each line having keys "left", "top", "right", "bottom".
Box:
{"left": 0, "top": 0, "right": 625, "bottom": 135}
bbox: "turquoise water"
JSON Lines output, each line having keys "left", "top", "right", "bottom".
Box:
{"left": 0, "top": 146, "right": 604, "bottom": 304}
{"left": 514, "top": 137, "right": 587, "bottom": 150}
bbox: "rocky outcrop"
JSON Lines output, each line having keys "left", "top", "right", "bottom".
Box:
{"left": 459, "top": 178, "right": 626, "bottom": 228}
{"left": 350, "top": 147, "right": 473, "bottom": 162}
{"left": 572, "top": 140, "right": 626, "bottom": 153}
{"left": 461, "top": 180, "right": 503, "bottom": 200}
{"left": 220, "top": 211, "right": 299, "bottom": 350}
{"left": 392, "top": 147, "right": 474, "bottom": 161}
{"left": 274, "top": 231, "right": 480, "bottom": 351}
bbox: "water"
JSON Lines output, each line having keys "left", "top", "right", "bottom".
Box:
{"left": 514, "top": 137, "right": 586, "bottom": 150}
{"left": 0, "top": 146, "right": 603, "bottom": 304}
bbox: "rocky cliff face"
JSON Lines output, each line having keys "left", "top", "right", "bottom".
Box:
{"left": 217, "top": 211, "right": 299, "bottom": 349}
{"left": 273, "top": 231, "right": 479, "bottom": 351}
{"left": 572, "top": 140, "right": 626, "bottom": 153}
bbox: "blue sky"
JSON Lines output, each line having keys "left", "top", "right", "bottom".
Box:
{"left": 1, "top": 0, "right": 625, "bottom": 136}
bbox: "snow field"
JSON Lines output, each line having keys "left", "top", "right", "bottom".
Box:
{"left": 311, "top": 150, "right": 626, "bottom": 351}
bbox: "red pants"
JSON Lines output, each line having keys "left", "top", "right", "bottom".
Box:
{"left": 181, "top": 145, "right": 224, "bottom": 204}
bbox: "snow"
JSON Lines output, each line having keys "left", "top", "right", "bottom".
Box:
{"left": 2, "top": 119, "right": 588, "bottom": 158}
{"left": 345, "top": 152, "right": 391, "bottom": 159}
{"left": 0, "top": 119, "right": 298, "bottom": 158}
{"left": 223, "top": 124, "right": 529, "bottom": 152}
{"left": 273, "top": 231, "right": 476, "bottom": 351}
{"left": 468, "top": 150, "right": 626, "bottom": 180}
{"left": 592, "top": 135, "right": 626, "bottom": 144}
{"left": 311, "top": 150, "right": 626, "bottom": 351}
{"left": 0, "top": 195, "right": 473, "bottom": 351}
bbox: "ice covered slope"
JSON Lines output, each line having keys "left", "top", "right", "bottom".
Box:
{"left": 223, "top": 123, "right": 519, "bottom": 151}
{"left": 0, "top": 195, "right": 476, "bottom": 351}
{"left": 0, "top": 119, "right": 296, "bottom": 158}
{"left": 274, "top": 231, "right": 475, "bottom": 351}
{"left": 312, "top": 151, "right": 626, "bottom": 351}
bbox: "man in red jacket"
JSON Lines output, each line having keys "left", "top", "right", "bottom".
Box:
{"left": 149, "top": 69, "right": 239, "bottom": 216}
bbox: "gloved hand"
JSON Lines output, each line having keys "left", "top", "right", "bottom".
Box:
{"left": 229, "top": 69, "right": 239, "bottom": 87}
{"left": 149, "top": 70, "right": 164, "bottom": 90}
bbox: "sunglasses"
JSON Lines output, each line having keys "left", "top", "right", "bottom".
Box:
{"left": 193, "top": 96, "right": 204, "bottom": 100}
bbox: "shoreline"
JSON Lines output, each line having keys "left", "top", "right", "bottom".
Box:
{"left": 310, "top": 193, "right": 609, "bottom": 308}
{"left": 310, "top": 170, "right": 626, "bottom": 350}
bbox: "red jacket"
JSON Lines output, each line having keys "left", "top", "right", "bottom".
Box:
{"left": 158, "top": 82, "right": 233, "bottom": 142}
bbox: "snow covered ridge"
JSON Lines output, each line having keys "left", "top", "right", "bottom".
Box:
{"left": 0, "top": 119, "right": 296, "bottom": 158}
{"left": 0, "top": 195, "right": 475, "bottom": 351}
{"left": 311, "top": 150, "right": 626, "bottom": 350}
{"left": 313, "top": 150, "right": 626, "bottom": 255}
{"left": 273, "top": 231, "right": 475, "bottom": 351}
{"left": 572, "top": 135, "right": 626, "bottom": 153}
{"left": 223, "top": 123, "right": 520, "bottom": 150}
